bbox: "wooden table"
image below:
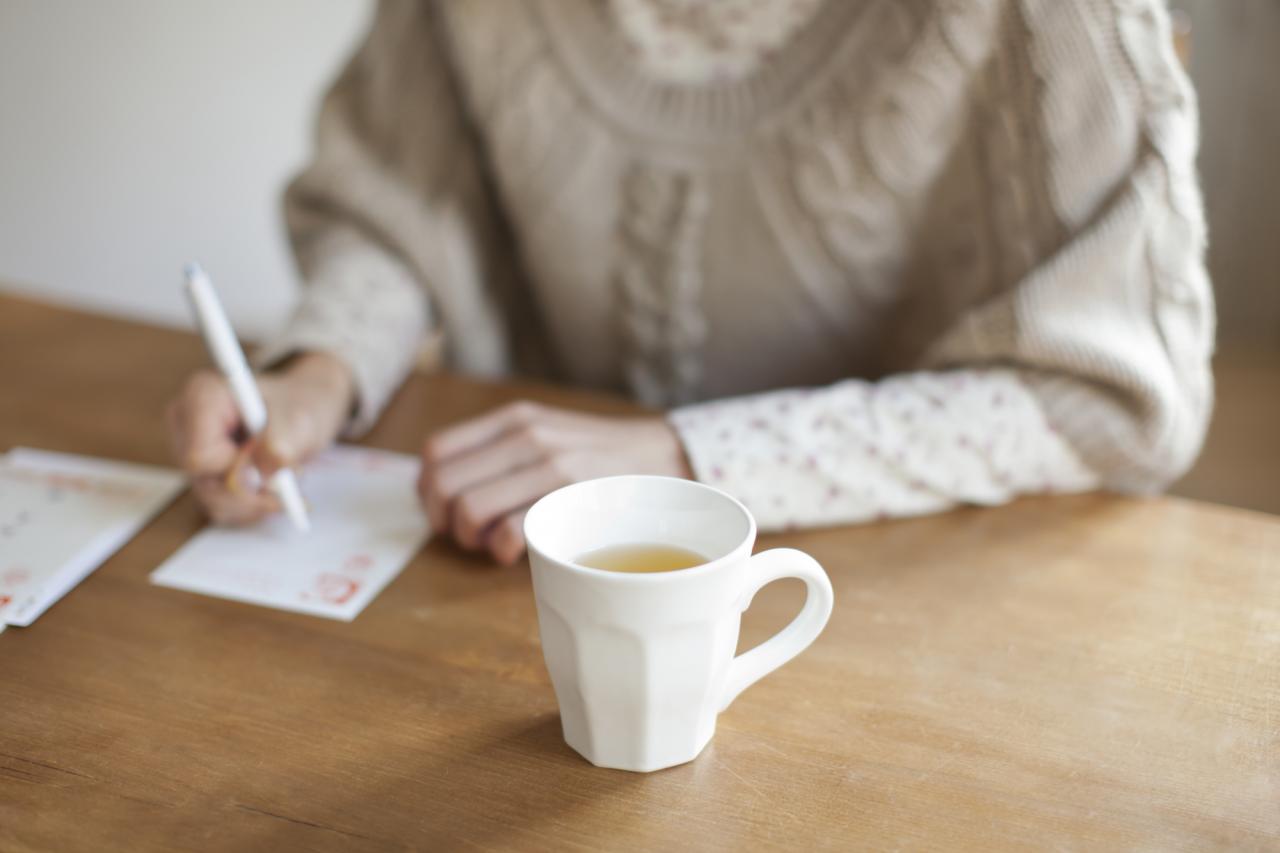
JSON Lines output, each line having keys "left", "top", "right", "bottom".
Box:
{"left": 2, "top": 293, "right": 1277, "bottom": 851}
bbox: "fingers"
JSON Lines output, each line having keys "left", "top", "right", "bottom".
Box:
{"left": 248, "top": 430, "right": 295, "bottom": 480}
{"left": 190, "top": 475, "right": 281, "bottom": 525}
{"left": 257, "top": 388, "right": 324, "bottom": 469}
{"left": 419, "top": 427, "right": 547, "bottom": 532}
{"left": 167, "top": 371, "right": 242, "bottom": 476}
{"left": 168, "top": 370, "right": 301, "bottom": 526}
{"left": 452, "top": 461, "right": 566, "bottom": 551}
{"left": 486, "top": 509, "right": 529, "bottom": 566}
{"left": 422, "top": 401, "right": 541, "bottom": 466}
{"left": 418, "top": 401, "right": 682, "bottom": 566}
{"left": 225, "top": 440, "right": 260, "bottom": 495}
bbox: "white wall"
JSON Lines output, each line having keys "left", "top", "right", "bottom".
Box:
{"left": 0, "top": 0, "right": 372, "bottom": 340}
{"left": 1172, "top": 0, "right": 1280, "bottom": 347}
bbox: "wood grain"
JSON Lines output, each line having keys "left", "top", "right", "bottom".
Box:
{"left": 1, "top": 294, "right": 1278, "bottom": 852}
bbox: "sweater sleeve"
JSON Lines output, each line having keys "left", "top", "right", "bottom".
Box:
{"left": 258, "top": 0, "right": 509, "bottom": 435}
{"left": 671, "top": 1, "right": 1213, "bottom": 531}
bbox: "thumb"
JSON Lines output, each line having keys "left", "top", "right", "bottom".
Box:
{"left": 226, "top": 423, "right": 304, "bottom": 496}
{"left": 254, "top": 387, "right": 342, "bottom": 474}
{"left": 253, "top": 358, "right": 352, "bottom": 472}
{"left": 253, "top": 416, "right": 309, "bottom": 476}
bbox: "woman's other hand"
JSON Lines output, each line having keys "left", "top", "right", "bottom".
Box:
{"left": 418, "top": 401, "right": 692, "bottom": 565}
{"left": 166, "top": 352, "right": 354, "bottom": 525}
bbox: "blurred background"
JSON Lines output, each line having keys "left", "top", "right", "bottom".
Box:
{"left": 0, "top": 0, "right": 1275, "bottom": 512}
{"left": 0, "top": 0, "right": 371, "bottom": 339}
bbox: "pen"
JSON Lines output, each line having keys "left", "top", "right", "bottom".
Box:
{"left": 182, "top": 262, "right": 311, "bottom": 532}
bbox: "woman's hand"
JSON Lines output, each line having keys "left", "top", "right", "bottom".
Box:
{"left": 418, "top": 401, "right": 692, "bottom": 565}
{"left": 166, "top": 352, "right": 354, "bottom": 525}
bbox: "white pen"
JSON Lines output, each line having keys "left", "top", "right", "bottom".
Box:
{"left": 182, "top": 262, "right": 310, "bottom": 532}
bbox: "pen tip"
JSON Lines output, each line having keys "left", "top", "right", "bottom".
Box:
{"left": 183, "top": 261, "right": 204, "bottom": 280}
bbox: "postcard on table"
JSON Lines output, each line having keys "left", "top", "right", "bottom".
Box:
{"left": 151, "top": 445, "right": 429, "bottom": 621}
{"left": 0, "top": 448, "right": 185, "bottom": 629}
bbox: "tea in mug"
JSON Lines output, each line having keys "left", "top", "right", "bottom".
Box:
{"left": 575, "top": 543, "right": 708, "bottom": 574}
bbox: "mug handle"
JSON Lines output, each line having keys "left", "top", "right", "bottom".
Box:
{"left": 720, "top": 548, "right": 835, "bottom": 712}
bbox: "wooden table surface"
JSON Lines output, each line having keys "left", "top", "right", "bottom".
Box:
{"left": 1, "top": 293, "right": 1278, "bottom": 851}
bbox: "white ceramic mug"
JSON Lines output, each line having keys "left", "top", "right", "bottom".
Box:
{"left": 524, "top": 475, "right": 834, "bottom": 772}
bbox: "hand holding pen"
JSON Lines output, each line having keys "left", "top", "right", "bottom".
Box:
{"left": 167, "top": 264, "right": 354, "bottom": 528}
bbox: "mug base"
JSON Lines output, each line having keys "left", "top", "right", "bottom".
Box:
{"left": 565, "top": 725, "right": 716, "bottom": 773}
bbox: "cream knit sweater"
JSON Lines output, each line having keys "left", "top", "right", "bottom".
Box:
{"left": 263, "top": 0, "right": 1214, "bottom": 531}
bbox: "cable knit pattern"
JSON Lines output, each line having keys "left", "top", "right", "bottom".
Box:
{"left": 264, "top": 0, "right": 1214, "bottom": 528}
{"left": 981, "top": 1, "right": 1065, "bottom": 290}
{"left": 608, "top": 0, "right": 825, "bottom": 84}
{"left": 781, "top": 2, "right": 1001, "bottom": 308}
{"left": 616, "top": 165, "right": 709, "bottom": 406}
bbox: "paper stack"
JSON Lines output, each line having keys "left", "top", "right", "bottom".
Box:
{"left": 0, "top": 448, "right": 185, "bottom": 631}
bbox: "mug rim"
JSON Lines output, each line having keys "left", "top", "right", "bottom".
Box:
{"left": 523, "top": 474, "right": 757, "bottom": 582}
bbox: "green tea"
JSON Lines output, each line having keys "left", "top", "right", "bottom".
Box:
{"left": 575, "top": 543, "right": 708, "bottom": 573}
